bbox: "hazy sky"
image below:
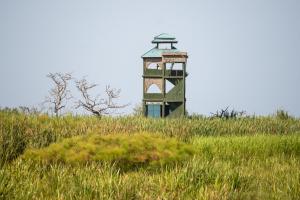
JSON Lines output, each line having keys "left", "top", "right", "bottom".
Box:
{"left": 0, "top": 0, "right": 300, "bottom": 116}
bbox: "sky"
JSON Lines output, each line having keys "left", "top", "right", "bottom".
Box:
{"left": 0, "top": 0, "right": 300, "bottom": 116}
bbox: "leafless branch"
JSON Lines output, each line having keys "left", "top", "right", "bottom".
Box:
{"left": 75, "top": 78, "right": 128, "bottom": 117}
{"left": 44, "top": 72, "right": 72, "bottom": 117}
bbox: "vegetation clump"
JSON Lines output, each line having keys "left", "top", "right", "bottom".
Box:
{"left": 23, "top": 133, "right": 195, "bottom": 169}
{"left": 0, "top": 118, "right": 27, "bottom": 167}
{"left": 275, "top": 109, "right": 293, "bottom": 120}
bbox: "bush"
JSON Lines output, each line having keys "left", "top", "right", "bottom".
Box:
{"left": 275, "top": 109, "right": 292, "bottom": 120}
{"left": 210, "top": 107, "right": 246, "bottom": 119}
{"left": 22, "top": 133, "right": 195, "bottom": 170}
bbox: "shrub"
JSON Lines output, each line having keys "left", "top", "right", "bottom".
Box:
{"left": 210, "top": 107, "right": 246, "bottom": 119}
{"left": 275, "top": 109, "right": 292, "bottom": 120}
{"left": 22, "top": 133, "right": 195, "bottom": 170}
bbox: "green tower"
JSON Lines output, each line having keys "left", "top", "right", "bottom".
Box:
{"left": 142, "top": 33, "right": 188, "bottom": 118}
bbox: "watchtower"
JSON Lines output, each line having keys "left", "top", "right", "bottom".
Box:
{"left": 142, "top": 33, "right": 188, "bottom": 118}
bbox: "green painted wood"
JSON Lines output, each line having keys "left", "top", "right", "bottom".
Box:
{"left": 165, "top": 79, "right": 184, "bottom": 101}
{"left": 144, "top": 69, "right": 163, "bottom": 76}
{"left": 144, "top": 93, "right": 163, "bottom": 100}
{"left": 167, "top": 102, "right": 184, "bottom": 118}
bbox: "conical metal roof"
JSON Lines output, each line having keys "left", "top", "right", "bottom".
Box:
{"left": 154, "top": 33, "right": 176, "bottom": 40}
{"left": 152, "top": 33, "right": 177, "bottom": 44}
{"left": 141, "top": 47, "right": 179, "bottom": 58}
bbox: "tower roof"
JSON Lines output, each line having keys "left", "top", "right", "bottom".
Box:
{"left": 152, "top": 33, "right": 178, "bottom": 43}
{"left": 154, "top": 33, "right": 176, "bottom": 40}
{"left": 141, "top": 47, "right": 179, "bottom": 58}
{"left": 142, "top": 33, "right": 184, "bottom": 58}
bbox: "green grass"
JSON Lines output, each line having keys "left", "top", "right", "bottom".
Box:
{"left": 22, "top": 133, "right": 195, "bottom": 170}
{"left": 0, "top": 111, "right": 300, "bottom": 199}
{"left": 1, "top": 135, "right": 299, "bottom": 200}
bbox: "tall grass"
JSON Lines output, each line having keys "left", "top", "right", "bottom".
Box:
{"left": 0, "top": 115, "right": 27, "bottom": 167}
{"left": 1, "top": 110, "right": 299, "bottom": 166}
{"left": 0, "top": 110, "right": 300, "bottom": 199}
{"left": 1, "top": 110, "right": 299, "bottom": 141}
{"left": 1, "top": 135, "right": 299, "bottom": 200}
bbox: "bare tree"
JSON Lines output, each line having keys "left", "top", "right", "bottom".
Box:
{"left": 132, "top": 103, "right": 143, "bottom": 116}
{"left": 75, "top": 78, "right": 128, "bottom": 117}
{"left": 45, "top": 72, "right": 72, "bottom": 117}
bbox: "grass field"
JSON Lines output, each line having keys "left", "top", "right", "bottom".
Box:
{"left": 0, "top": 110, "right": 300, "bottom": 199}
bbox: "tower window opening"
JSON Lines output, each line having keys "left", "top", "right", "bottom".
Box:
{"left": 165, "top": 79, "right": 175, "bottom": 93}
{"left": 166, "top": 63, "right": 183, "bottom": 70}
{"left": 158, "top": 43, "right": 172, "bottom": 49}
{"left": 146, "top": 84, "right": 162, "bottom": 93}
{"left": 147, "top": 63, "right": 161, "bottom": 70}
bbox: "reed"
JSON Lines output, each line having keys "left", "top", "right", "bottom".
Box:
{"left": 0, "top": 110, "right": 299, "bottom": 199}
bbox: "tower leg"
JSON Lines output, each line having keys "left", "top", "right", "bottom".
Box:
{"left": 143, "top": 101, "right": 146, "bottom": 117}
